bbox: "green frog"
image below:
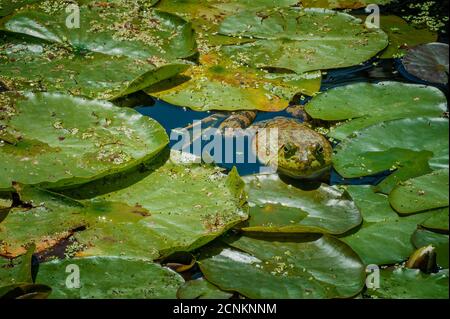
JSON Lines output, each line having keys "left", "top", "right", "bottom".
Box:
{"left": 250, "top": 117, "right": 332, "bottom": 179}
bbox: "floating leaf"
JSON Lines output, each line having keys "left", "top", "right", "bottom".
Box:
{"left": 389, "top": 169, "right": 449, "bottom": 215}
{"left": 0, "top": 0, "right": 196, "bottom": 99}
{"left": 199, "top": 235, "right": 365, "bottom": 299}
{"left": 301, "top": 0, "right": 394, "bottom": 9}
{"left": 366, "top": 268, "right": 448, "bottom": 299}
{"left": 305, "top": 82, "right": 447, "bottom": 140}
{"left": 0, "top": 157, "right": 247, "bottom": 260}
{"left": 420, "top": 208, "right": 449, "bottom": 233}
{"left": 402, "top": 43, "right": 449, "bottom": 85}
{"left": 177, "top": 278, "right": 233, "bottom": 299}
{"left": 0, "top": 0, "right": 41, "bottom": 17}
{"left": 242, "top": 174, "right": 362, "bottom": 235}
{"left": 412, "top": 228, "right": 449, "bottom": 268}
{"left": 345, "top": 185, "right": 398, "bottom": 223}
{"left": 341, "top": 186, "right": 437, "bottom": 265}
{"left": 0, "top": 91, "right": 168, "bottom": 191}
{"left": 35, "top": 257, "right": 184, "bottom": 299}
{"left": 219, "top": 8, "right": 388, "bottom": 74}
{"left": 147, "top": 52, "right": 321, "bottom": 111}
{"left": 333, "top": 117, "right": 449, "bottom": 179}
{"left": 354, "top": 15, "right": 438, "bottom": 59}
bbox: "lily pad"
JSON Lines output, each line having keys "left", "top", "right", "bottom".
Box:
{"left": 333, "top": 117, "right": 449, "bottom": 179}
{"left": 219, "top": 8, "right": 388, "bottom": 74}
{"left": 420, "top": 208, "right": 449, "bottom": 232}
{"left": 0, "top": 91, "right": 168, "bottom": 191}
{"left": 0, "top": 156, "right": 247, "bottom": 260}
{"left": 199, "top": 234, "right": 366, "bottom": 299}
{"left": 341, "top": 186, "right": 438, "bottom": 265}
{"left": 177, "top": 278, "right": 233, "bottom": 299}
{"left": 412, "top": 228, "right": 449, "bottom": 268}
{"left": 305, "top": 82, "right": 447, "bottom": 140}
{"left": 389, "top": 169, "right": 449, "bottom": 215}
{"left": 366, "top": 268, "right": 448, "bottom": 299}
{"left": 242, "top": 174, "right": 362, "bottom": 235}
{"left": 147, "top": 52, "right": 321, "bottom": 111}
{"left": 402, "top": 43, "right": 449, "bottom": 85}
{"left": 353, "top": 15, "right": 438, "bottom": 59}
{"left": 301, "top": 0, "right": 394, "bottom": 9}
{"left": 0, "top": 0, "right": 41, "bottom": 17}
{"left": 35, "top": 257, "right": 184, "bottom": 299}
{"left": 0, "top": 0, "right": 196, "bottom": 99}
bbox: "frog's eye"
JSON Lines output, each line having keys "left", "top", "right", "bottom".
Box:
{"left": 316, "top": 145, "right": 324, "bottom": 153}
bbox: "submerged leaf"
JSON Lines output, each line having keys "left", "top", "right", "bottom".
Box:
{"left": 219, "top": 8, "right": 388, "bottom": 74}
{"left": 199, "top": 235, "right": 365, "bottom": 299}
{"left": 35, "top": 257, "right": 184, "bottom": 299}
{"left": 0, "top": 92, "right": 168, "bottom": 191}
{"left": 242, "top": 174, "right": 361, "bottom": 235}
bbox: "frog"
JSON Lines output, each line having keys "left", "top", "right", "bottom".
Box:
{"left": 250, "top": 117, "right": 333, "bottom": 179}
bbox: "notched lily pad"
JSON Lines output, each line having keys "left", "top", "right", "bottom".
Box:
{"left": 35, "top": 257, "right": 184, "bottom": 299}
{"left": 242, "top": 174, "right": 362, "bottom": 235}
{"left": 0, "top": 0, "right": 196, "bottom": 99}
{"left": 0, "top": 91, "right": 169, "bottom": 191}
{"left": 147, "top": 52, "right": 321, "bottom": 111}
{"left": 305, "top": 82, "right": 447, "bottom": 140}
{"left": 199, "top": 234, "right": 366, "bottom": 299}
{"left": 219, "top": 8, "right": 388, "bottom": 74}
{"left": 333, "top": 117, "right": 449, "bottom": 179}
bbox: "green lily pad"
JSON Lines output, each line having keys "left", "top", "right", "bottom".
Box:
{"left": 219, "top": 8, "right": 388, "bottom": 74}
{"left": 333, "top": 117, "right": 449, "bottom": 179}
{"left": 0, "top": 0, "right": 41, "bottom": 16}
{"left": 0, "top": 156, "right": 247, "bottom": 260}
{"left": 341, "top": 186, "right": 438, "bottom": 265}
{"left": 147, "top": 52, "right": 321, "bottom": 111}
{"left": 345, "top": 185, "right": 399, "bottom": 223}
{"left": 0, "top": 244, "right": 52, "bottom": 298}
{"left": 305, "top": 82, "right": 447, "bottom": 140}
{"left": 366, "top": 268, "right": 448, "bottom": 299}
{"left": 412, "top": 228, "right": 449, "bottom": 268}
{"left": 0, "top": 91, "right": 168, "bottom": 191}
{"left": 301, "top": 0, "right": 394, "bottom": 9}
{"left": 389, "top": 169, "right": 449, "bottom": 215}
{"left": 199, "top": 234, "right": 365, "bottom": 299}
{"left": 0, "top": 0, "right": 196, "bottom": 99}
{"left": 177, "top": 278, "right": 233, "bottom": 299}
{"left": 35, "top": 257, "right": 184, "bottom": 299}
{"left": 420, "top": 208, "right": 449, "bottom": 232}
{"left": 242, "top": 174, "right": 362, "bottom": 235}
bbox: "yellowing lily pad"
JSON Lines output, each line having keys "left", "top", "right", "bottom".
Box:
{"left": 147, "top": 52, "right": 321, "bottom": 111}
{"left": 0, "top": 92, "right": 168, "bottom": 191}
{"left": 219, "top": 8, "right": 388, "bottom": 74}
{"left": 199, "top": 234, "right": 366, "bottom": 299}
{"left": 242, "top": 174, "right": 362, "bottom": 235}
{"left": 0, "top": 0, "right": 196, "bottom": 99}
